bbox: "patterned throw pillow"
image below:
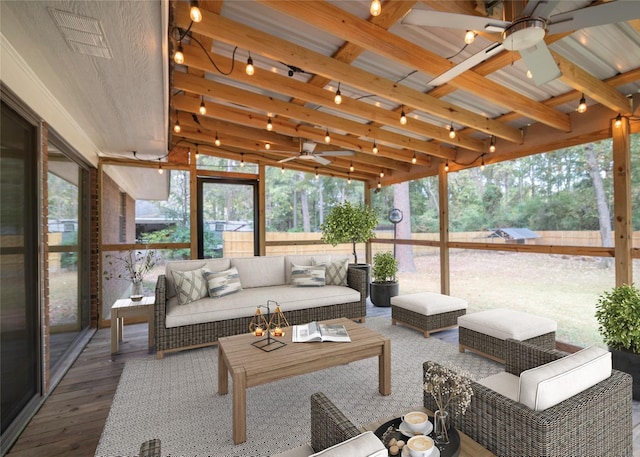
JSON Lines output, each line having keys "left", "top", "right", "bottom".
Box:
{"left": 291, "top": 264, "right": 326, "bottom": 287}
{"left": 313, "top": 258, "right": 348, "bottom": 286}
{"left": 171, "top": 268, "right": 208, "bottom": 305}
{"left": 205, "top": 267, "right": 242, "bottom": 298}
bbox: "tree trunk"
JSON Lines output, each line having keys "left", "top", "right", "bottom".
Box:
{"left": 585, "top": 143, "right": 613, "bottom": 268}
{"left": 393, "top": 181, "right": 416, "bottom": 272}
{"left": 301, "top": 189, "right": 311, "bottom": 232}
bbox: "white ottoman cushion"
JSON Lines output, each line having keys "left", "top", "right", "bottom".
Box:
{"left": 458, "top": 309, "right": 556, "bottom": 341}
{"left": 518, "top": 345, "right": 611, "bottom": 411}
{"left": 391, "top": 292, "right": 467, "bottom": 316}
{"left": 309, "top": 431, "right": 387, "bottom": 457}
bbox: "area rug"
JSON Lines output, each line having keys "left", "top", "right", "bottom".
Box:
{"left": 96, "top": 318, "right": 502, "bottom": 457}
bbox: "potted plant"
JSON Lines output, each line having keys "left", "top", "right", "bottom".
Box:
{"left": 370, "top": 251, "right": 399, "bottom": 307}
{"left": 595, "top": 283, "right": 640, "bottom": 400}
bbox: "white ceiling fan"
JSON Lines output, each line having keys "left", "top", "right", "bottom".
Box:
{"left": 402, "top": 0, "right": 640, "bottom": 86}
{"left": 276, "top": 138, "right": 354, "bottom": 166}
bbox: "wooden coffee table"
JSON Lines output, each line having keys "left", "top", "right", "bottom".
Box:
{"left": 217, "top": 317, "right": 391, "bottom": 444}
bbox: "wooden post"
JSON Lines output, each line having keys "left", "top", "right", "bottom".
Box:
{"left": 258, "top": 164, "right": 266, "bottom": 256}
{"left": 439, "top": 163, "right": 450, "bottom": 295}
{"left": 364, "top": 181, "right": 372, "bottom": 265}
{"left": 612, "top": 115, "right": 632, "bottom": 286}
{"left": 189, "top": 152, "right": 198, "bottom": 259}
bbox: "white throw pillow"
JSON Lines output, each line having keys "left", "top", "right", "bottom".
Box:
{"left": 171, "top": 268, "right": 208, "bottom": 305}
{"left": 313, "top": 257, "right": 348, "bottom": 286}
{"left": 205, "top": 267, "right": 242, "bottom": 298}
{"left": 291, "top": 264, "right": 326, "bottom": 287}
{"left": 518, "top": 345, "right": 611, "bottom": 411}
{"left": 310, "top": 431, "right": 387, "bottom": 457}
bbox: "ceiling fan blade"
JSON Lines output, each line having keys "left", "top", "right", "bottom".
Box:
{"left": 302, "top": 141, "right": 317, "bottom": 153}
{"left": 548, "top": 1, "right": 640, "bottom": 35}
{"left": 402, "top": 9, "right": 509, "bottom": 32}
{"left": 521, "top": 1, "right": 559, "bottom": 20}
{"left": 318, "top": 150, "right": 354, "bottom": 157}
{"left": 519, "top": 42, "right": 562, "bottom": 86}
{"left": 427, "top": 42, "right": 504, "bottom": 87}
{"left": 312, "top": 155, "right": 331, "bottom": 166}
{"left": 277, "top": 156, "right": 298, "bottom": 164}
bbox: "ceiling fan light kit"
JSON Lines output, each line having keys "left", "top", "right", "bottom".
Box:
{"left": 501, "top": 18, "right": 547, "bottom": 51}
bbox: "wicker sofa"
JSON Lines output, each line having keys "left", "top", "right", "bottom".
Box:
{"left": 154, "top": 255, "right": 367, "bottom": 358}
{"left": 423, "top": 339, "right": 633, "bottom": 457}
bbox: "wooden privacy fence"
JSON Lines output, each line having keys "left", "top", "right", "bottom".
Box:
{"left": 222, "top": 230, "right": 640, "bottom": 258}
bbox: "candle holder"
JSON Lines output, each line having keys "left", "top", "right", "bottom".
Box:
{"left": 249, "top": 301, "right": 287, "bottom": 352}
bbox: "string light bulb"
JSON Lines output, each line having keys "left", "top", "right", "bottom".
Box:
{"left": 281, "top": 165, "right": 285, "bottom": 173}
{"left": 199, "top": 97, "right": 206, "bottom": 115}
{"left": 526, "top": 69, "right": 533, "bottom": 79}
{"left": 412, "top": 152, "right": 417, "bottom": 164}
{"left": 400, "top": 108, "right": 407, "bottom": 125}
{"left": 334, "top": 83, "right": 342, "bottom": 105}
{"left": 372, "top": 141, "right": 378, "bottom": 154}
{"left": 246, "top": 53, "right": 255, "bottom": 76}
{"left": 489, "top": 136, "right": 496, "bottom": 153}
{"left": 349, "top": 162, "right": 354, "bottom": 172}
{"left": 195, "top": 144, "right": 200, "bottom": 160}
{"left": 325, "top": 129, "right": 331, "bottom": 143}
{"left": 265, "top": 143, "right": 271, "bottom": 150}
{"left": 173, "top": 111, "right": 181, "bottom": 133}
{"left": 266, "top": 117, "right": 273, "bottom": 131}
{"left": 240, "top": 154, "right": 245, "bottom": 167}
{"left": 464, "top": 30, "right": 475, "bottom": 45}
{"left": 158, "top": 159, "right": 163, "bottom": 175}
{"left": 615, "top": 113, "right": 622, "bottom": 128}
{"left": 214, "top": 133, "right": 221, "bottom": 147}
{"left": 444, "top": 161, "right": 449, "bottom": 172}
{"left": 189, "top": 1, "right": 202, "bottom": 22}
{"left": 380, "top": 170, "right": 384, "bottom": 178}
{"left": 480, "top": 155, "right": 485, "bottom": 171}
{"left": 174, "top": 43, "right": 184, "bottom": 64}
{"left": 315, "top": 168, "right": 319, "bottom": 179}
{"left": 377, "top": 178, "right": 381, "bottom": 189}
{"left": 449, "top": 124, "right": 456, "bottom": 139}
{"left": 347, "top": 173, "right": 351, "bottom": 184}
{"left": 370, "top": 0, "right": 381, "bottom": 16}
{"left": 577, "top": 94, "right": 587, "bottom": 113}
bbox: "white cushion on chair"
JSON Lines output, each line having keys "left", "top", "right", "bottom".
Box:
{"left": 518, "top": 345, "right": 611, "bottom": 411}
{"left": 309, "top": 431, "right": 387, "bottom": 457}
{"left": 477, "top": 372, "right": 519, "bottom": 402}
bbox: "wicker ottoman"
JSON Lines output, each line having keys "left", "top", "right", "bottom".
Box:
{"left": 391, "top": 292, "right": 467, "bottom": 338}
{"left": 458, "top": 308, "right": 556, "bottom": 363}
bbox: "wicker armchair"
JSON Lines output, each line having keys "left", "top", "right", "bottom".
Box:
{"left": 423, "top": 339, "right": 633, "bottom": 457}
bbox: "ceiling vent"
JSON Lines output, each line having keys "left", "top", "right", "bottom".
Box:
{"left": 48, "top": 8, "right": 112, "bottom": 59}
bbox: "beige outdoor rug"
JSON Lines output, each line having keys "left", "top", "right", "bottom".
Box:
{"left": 95, "top": 317, "right": 501, "bottom": 457}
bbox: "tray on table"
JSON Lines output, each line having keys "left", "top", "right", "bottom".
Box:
{"left": 374, "top": 416, "right": 460, "bottom": 457}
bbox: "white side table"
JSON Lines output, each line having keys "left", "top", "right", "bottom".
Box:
{"left": 110, "top": 296, "right": 155, "bottom": 354}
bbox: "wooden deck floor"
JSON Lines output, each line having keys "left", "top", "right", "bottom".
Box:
{"left": 6, "top": 324, "right": 150, "bottom": 457}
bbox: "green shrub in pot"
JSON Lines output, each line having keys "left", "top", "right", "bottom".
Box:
{"left": 370, "top": 251, "right": 399, "bottom": 307}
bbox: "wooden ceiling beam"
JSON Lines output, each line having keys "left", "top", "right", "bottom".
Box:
{"left": 173, "top": 96, "right": 412, "bottom": 172}
{"left": 260, "top": 0, "right": 571, "bottom": 133}
{"left": 172, "top": 94, "right": 417, "bottom": 170}
{"left": 173, "top": 72, "right": 456, "bottom": 161}
{"left": 175, "top": 4, "right": 522, "bottom": 143}
{"left": 181, "top": 44, "right": 487, "bottom": 152}
{"left": 554, "top": 51, "right": 633, "bottom": 116}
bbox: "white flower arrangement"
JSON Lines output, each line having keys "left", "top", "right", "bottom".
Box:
{"left": 103, "top": 246, "right": 157, "bottom": 283}
{"left": 423, "top": 361, "right": 473, "bottom": 416}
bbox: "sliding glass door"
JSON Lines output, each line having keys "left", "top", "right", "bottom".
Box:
{"left": 197, "top": 178, "right": 258, "bottom": 258}
{"left": 0, "top": 100, "right": 40, "bottom": 449}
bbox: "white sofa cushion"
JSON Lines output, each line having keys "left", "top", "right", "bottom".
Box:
{"left": 291, "top": 264, "right": 326, "bottom": 287}
{"left": 171, "top": 268, "right": 208, "bottom": 305}
{"left": 313, "top": 257, "right": 349, "bottom": 286}
{"left": 205, "top": 267, "right": 242, "bottom": 297}
{"left": 518, "top": 345, "right": 611, "bottom": 411}
{"left": 477, "top": 372, "right": 519, "bottom": 402}
{"left": 165, "top": 258, "right": 230, "bottom": 298}
{"left": 165, "top": 284, "right": 361, "bottom": 328}
{"left": 457, "top": 308, "right": 556, "bottom": 341}
{"left": 231, "top": 256, "right": 285, "bottom": 288}
{"left": 309, "top": 431, "right": 386, "bottom": 457}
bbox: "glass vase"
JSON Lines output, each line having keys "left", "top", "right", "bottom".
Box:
{"left": 433, "top": 409, "right": 450, "bottom": 444}
{"left": 130, "top": 280, "right": 144, "bottom": 301}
